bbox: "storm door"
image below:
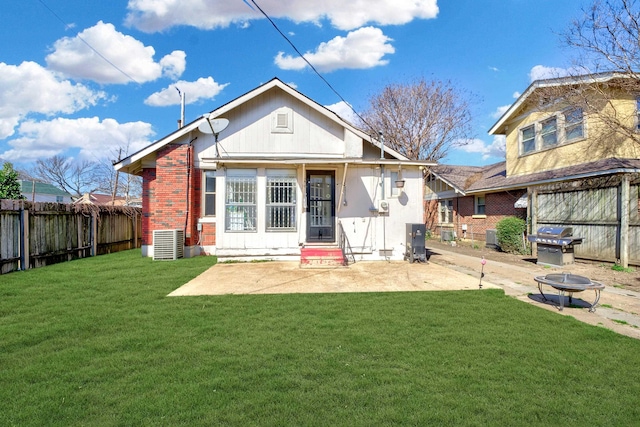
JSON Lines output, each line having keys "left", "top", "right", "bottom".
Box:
{"left": 306, "top": 171, "right": 335, "bottom": 242}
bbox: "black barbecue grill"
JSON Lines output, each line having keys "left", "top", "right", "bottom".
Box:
{"left": 527, "top": 226, "right": 583, "bottom": 267}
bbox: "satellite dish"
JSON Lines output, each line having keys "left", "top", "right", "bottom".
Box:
{"left": 198, "top": 115, "right": 229, "bottom": 135}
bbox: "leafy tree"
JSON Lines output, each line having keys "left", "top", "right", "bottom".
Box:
{"left": 0, "top": 162, "right": 25, "bottom": 200}
{"left": 359, "top": 77, "right": 475, "bottom": 161}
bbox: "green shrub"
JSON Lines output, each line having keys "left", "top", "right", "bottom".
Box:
{"left": 496, "top": 217, "right": 528, "bottom": 254}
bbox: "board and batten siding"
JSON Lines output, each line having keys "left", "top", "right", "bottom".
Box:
{"left": 535, "top": 182, "right": 640, "bottom": 265}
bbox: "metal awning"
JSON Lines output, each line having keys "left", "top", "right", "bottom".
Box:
{"left": 514, "top": 193, "right": 528, "bottom": 208}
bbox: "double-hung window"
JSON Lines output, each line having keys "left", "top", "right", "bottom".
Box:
{"left": 540, "top": 117, "right": 557, "bottom": 148}
{"left": 439, "top": 199, "right": 453, "bottom": 223}
{"left": 475, "top": 195, "right": 486, "bottom": 215}
{"left": 204, "top": 171, "right": 216, "bottom": 216}
{"left": 266, "top": 170, "right": 297, "bottom": 231}
{"left": 564, "top": 108, "right": 584, "bottom": 141}
{"left": 225, "top": 169, "right": 256, "bottom": 232}
{"left": 521, "top": 125, "right": 536, "bottom": 154}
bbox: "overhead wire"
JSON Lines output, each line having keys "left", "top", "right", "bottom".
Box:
{"left": 36, "top": 0, "right": 140, "bottom": 84}
{"left": 247, "top": 0, "right": 374, "bottom": 130}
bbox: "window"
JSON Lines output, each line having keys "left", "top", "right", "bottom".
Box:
{"left": 266, "top": 170, "right": 297, "bottom": 231}
{"left": 636, "top": 97, "right": 640, "bottom": 131}
{"left": 521, "top": 125, "right": 535, "bottom": 154}
{"left": 439, "top": 199, "right": 453, "bottom": 223}
{"left": 475, "top": 196, "right": 486, "bottom": 215}
{"left": 56, "top": 196, "right": 63, "bottom": 203}
{"left": 564, "top": 108, "right": 584, "bottom": 140}
{"left": 390, "top": 171, "right": 400, "bottom": 197}
{"left": 204, "top": 171, "right": 216, "bottom": 216}
{"left": 225, "top": 170, "right": 256, "bottom": 232}
{"left": 540, "top": 117, "right": 557, "bottom": 148}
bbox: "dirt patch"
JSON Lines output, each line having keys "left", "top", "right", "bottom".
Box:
{"left": 426, "top": 239, "right": 640, "bottom": 292}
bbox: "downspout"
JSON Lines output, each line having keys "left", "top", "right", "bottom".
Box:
{"left": 184, "top": 136, "right": 198, "bottom": 247}
{"left": 337, "top": 162, "right": 348, "bottom": 213}
{"left": 379, "top": 132, "right": 388, "bottom": 261}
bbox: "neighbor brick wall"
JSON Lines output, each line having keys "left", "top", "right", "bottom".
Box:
{"left": 424, "top": 190, "right": 527, "bottom": 241}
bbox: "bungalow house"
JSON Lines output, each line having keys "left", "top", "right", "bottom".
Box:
{"left": 114, "top": 78, "right": 434, "bottom": 262}
{"left": 73, "top": 192, "right": 142, "bottom": 207}
{"left": 19, "top": 180, "right": 72, "bottom": 203}
{"left": 427, "top": 72, "right": 640, "bottom": 266}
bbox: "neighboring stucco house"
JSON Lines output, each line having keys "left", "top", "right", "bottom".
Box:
{"left": 427, "top": 72, "right": 640, "bottom": 266}
{"left": 115, "top": 78, "right": 434, "bottom": 262}
{"left": 19, "top": 180, "right": 72, "bottom": 203}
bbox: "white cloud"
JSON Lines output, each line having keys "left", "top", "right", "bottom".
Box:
{"left": 46, "top": 21, "right": 186, "bottom": 84}
{"left": 454, "top": 136, "right": 506, "bottom": 160}
{"left": 0, "top": 117, "right": 154, "bottom": 164}
{"left": 0, "top": 61, "right": 107, "bottom": 139}
{"left": 529, "top": 65, "right": 571, "bottom": 82}
{"left": 325, "top": 101, "right": 358, "bottom": 124}
{"left": 275, "top": 27, "right": 394, "bottom": 72}
{"left": 125, "top": 0, "right": 438, "bottom": 32}
{"left": 492, "top": 104, "right": 511, "bottom": 119}
{"left": 512, "top": 91, "right": 521, "bottom": 98}
{"left": 145, "top": 77, "right": 229, "bottom": 107}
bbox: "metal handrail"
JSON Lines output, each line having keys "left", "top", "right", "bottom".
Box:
{"left": 337, "top": 220, "right": 356, "bottom": 265}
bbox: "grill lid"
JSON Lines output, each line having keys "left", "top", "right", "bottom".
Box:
{"left": 537, "top": 226, "right": 573, "bottom": 238}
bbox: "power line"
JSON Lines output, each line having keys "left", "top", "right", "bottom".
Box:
{"left": 247, "top": 0, "right": 372, "bottom": 128}
{"left": 37, "top": 0, "right": 140, "bottom": 84}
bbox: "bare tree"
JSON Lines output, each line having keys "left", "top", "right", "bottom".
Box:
{"left": 551, "top": 0, "right": 640, "bottom": 147}
{"left": 34, "top": 155, "right": 99, "bottom": 198}
{"left": 359, "top": 78, "right": 475, "bottom": 161}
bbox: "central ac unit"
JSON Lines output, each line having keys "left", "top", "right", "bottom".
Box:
{"left": 378, "top": 200, "right": 389, "bottom": 213}
{"left": 486, "top": 229, "right": 498, "bottom": 249}
{"left": 153, "top": 229, "right": 185, "bottom": 260}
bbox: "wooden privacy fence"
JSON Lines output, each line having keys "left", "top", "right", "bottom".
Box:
{"left": 0, "top": 200, "right": 141, "bottom": 274}
{"left": 532, "top": 174, "right": 640, "bottom": 267}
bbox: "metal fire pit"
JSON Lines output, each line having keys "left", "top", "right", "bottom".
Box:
{"left": 534, "top": 273, "right": 605, "bottom": 312}
{"left": 527, "top": 226, "right": 583, "bottom": 267}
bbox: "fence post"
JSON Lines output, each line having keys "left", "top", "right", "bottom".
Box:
{"left": 20, "top": 206, "right": 30, "bottom": 270}
{"left": 620, "top": 175, "right": 630, "bottom": 268}
{"left": 91, "top": 210, "right": 98, "bottom": 257}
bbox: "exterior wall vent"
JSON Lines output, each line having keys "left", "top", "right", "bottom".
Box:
{"left": 153, "top": 229, "right": 185, "bottom": 260}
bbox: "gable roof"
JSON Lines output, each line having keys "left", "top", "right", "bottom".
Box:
{"left": 489, "top": 71, "right": 633, "bottom": 135}
{"left": 19, "top": 180, "right": 70, "bottom": 197}
{"left": 432, "top": 158, "right": 640, "bottom": 195}
{"left": 115, "top": 78, "right": 420, "bottom": 175}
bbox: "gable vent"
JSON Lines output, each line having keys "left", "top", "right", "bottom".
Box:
{"left": 153, "top": 229, "right": 184, "bottom": 260}
{"left": 276, "top": 113, "right": 288, "bottom": 128}
{"left": 271, "top": 107, "right": 293, "bottom": 133}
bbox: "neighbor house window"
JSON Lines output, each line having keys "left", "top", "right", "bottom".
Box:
{"left": 475, "top": 196, "right": 486, "bottom": 215}
{"left": 266, "top": 170, "right": 297, "bottom": 231}
{"left": 540, "top": 117, "right": 557, "bottom": 148}
{"left": 521, "top": 125, "right": 535, "bottom": 154}
{"left": 636, "top": 97, "right": 640, "bottom": 131}
{"left": 204, "top": 171, "right": 216, "bottom": 216}
{"left": 56, "top": 196, "right": 63, "bottom": 203}
{"left": 564, "top": 108, "right": 584, "bottom": 141}
{"left": 225, "top": 170, "right": 256, "bottom": 232}
{"left": 439, "top": 199, "right": 453, "bottom": 223}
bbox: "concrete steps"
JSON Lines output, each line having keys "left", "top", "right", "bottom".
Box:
{"left": 300, "top": 247, "right": 346, "bottom": 268}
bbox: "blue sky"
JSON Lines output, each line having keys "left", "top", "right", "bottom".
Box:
{"left": 0, "top": 0, "right": 591, "bottom": 169}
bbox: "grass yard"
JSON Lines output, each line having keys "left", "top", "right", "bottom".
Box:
{"left": 1, "top": 250, "right": 640, "bottom": 426}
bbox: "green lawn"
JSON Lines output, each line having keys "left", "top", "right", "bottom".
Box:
{"left": 1, "top": 250, "right": 639, "bottom": 426}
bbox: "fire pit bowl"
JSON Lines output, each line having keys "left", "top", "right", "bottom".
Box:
{"left": 534, "top": 273, "right": 605, "bottom": 312}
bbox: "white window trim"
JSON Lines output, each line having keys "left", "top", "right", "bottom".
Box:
{"left": 266, "top": 169, "right": 297, "bottom": 232}
{"left": 203, "top": 170, "right": 216, "bottom": 217}
{"left": 518, "top": 108, "right": 586, "bottom": 156}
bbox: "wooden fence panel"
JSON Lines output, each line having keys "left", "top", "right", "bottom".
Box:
{"left": 537, "top": 183, "right": 639, "bottom": 265}
{"left": 0, "top": 200, "right": 141, "bottom": 274}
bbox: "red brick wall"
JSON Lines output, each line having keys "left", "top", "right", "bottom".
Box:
{"left": 424, "top": 190, "right": 527, "bottom": 241}
{"left": 141, "top": 143, "right": 205, "bottom": 248}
